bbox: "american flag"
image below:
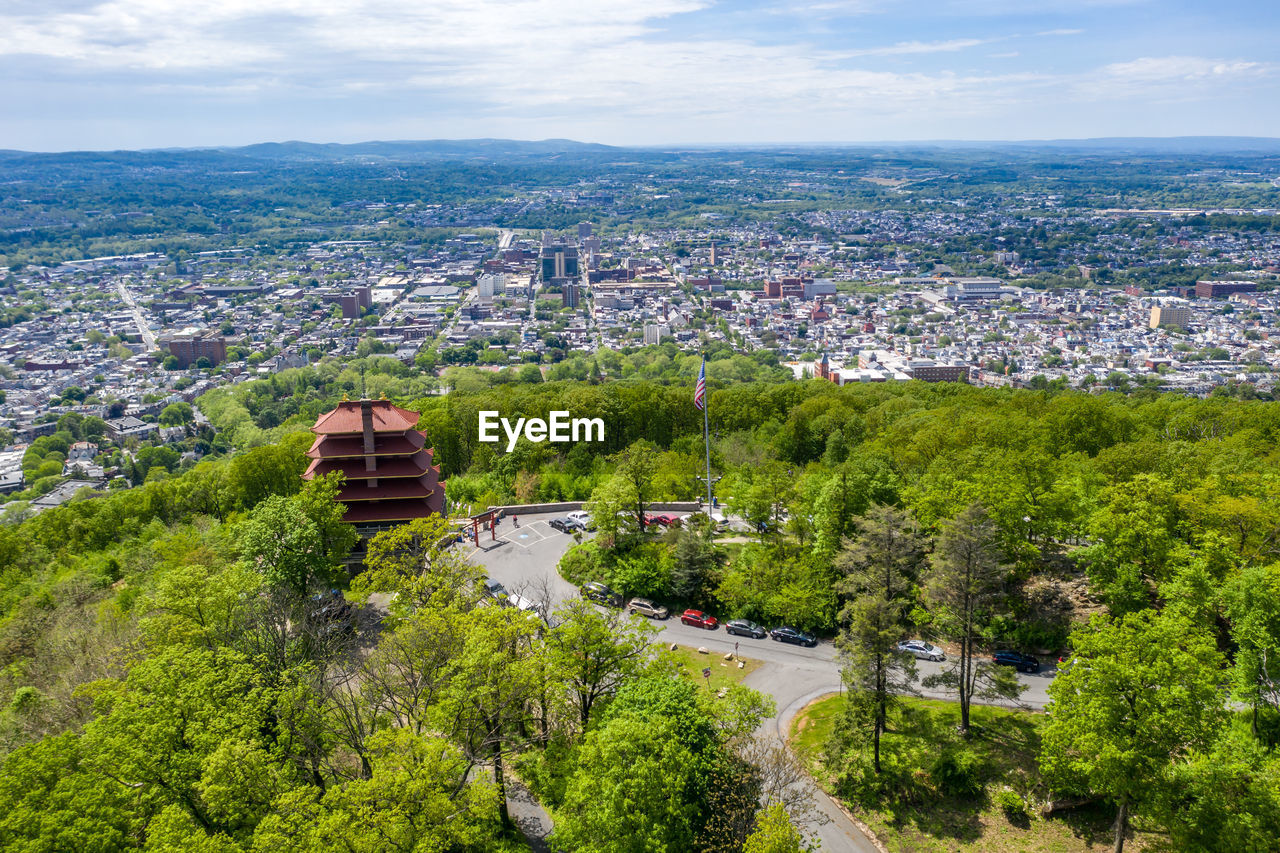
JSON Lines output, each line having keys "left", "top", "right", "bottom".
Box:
{"left": 694, "top": 357, "right": 706, "bottom": 410}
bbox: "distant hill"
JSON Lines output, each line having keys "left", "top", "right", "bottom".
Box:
{"left": 0, "top": 138, "right": 623, "bottom": 167}
{"left": 1, "top": 136, "right": 1278, "bottom": 166}
{"left": 228, "top": 138, "right": 620, "bottom": 162}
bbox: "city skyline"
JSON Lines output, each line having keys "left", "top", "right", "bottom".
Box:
{"left": 2, "top": 0, "right": 1278, "bottom": 151}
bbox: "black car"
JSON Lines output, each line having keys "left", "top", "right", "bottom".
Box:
{"left": 548, "top": 517, "right": 571, "bottom": 532}
{"left": 580, "top": 581, "right": 622, "bottom": 607}
{"left": 992, "top": 650, "right": 1040, "bottom": 673}
{"left": 306, "top": 589, "right": 355, "bottom": 637}
{"left": 770, "top": 625, "right": 818, "bottom": 647}
{"left": 726, "top": 619, "right": 766, "bottom": 639}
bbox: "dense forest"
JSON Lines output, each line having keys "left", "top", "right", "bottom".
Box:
{"left": 4, "top": 370, "right": 1280, "bottom": 849}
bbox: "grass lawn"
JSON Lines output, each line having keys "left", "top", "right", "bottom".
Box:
{"left": 791, "top": 695, "right": 1156, "bottom": 853}
{"left": 664, "top": 643, "right": 762, "bottom": 692}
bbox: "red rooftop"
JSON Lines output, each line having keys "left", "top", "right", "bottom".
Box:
{"left": 304, "top": 399, "right": 446, "bottom": 529}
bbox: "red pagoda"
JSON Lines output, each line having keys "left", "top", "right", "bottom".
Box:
{"left": 303, "top": 399, "right": 446, "bottom": 529}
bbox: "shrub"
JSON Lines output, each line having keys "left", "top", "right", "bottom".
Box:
{"left": 610, "top": 549, "right": 673, "bottom": 599}
{"left": 930, "top": 746, "right": 984, "bottom": 798}
{"left": 558, "top": 541, "right": 606, "bottom": 586}
{"left": 994, "top": 786, "right": 1028, "bottom": 819}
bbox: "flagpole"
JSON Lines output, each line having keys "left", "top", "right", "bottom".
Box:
{"left": 702, "top": 357, "right": 712, "bottom": 511}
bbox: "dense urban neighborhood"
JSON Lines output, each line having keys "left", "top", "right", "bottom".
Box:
{"left": 2, "top": 141, "right": 1279, "bottom": 513}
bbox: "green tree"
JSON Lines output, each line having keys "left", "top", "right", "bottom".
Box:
{"left": 160, "top": 402, "right": 195, "bottom": 426}
{"left": 546, "top": 600, "right": 656, "bottom": 729}
{"left": 238, "top": 494, "right": 328, "bottom": 594}
{"left": 923, "top": 503, "right": 1022, "bottom": 734}
{"left": 442, "top": 605, "right": 545, "bottom": 829}
{"left": 292, "top": 473, "right": 358, "bottom": 571}
{"left": 670, "top": 524, "right": 725, "bottom": 605}
{"left": 612, "top": 439, "right": 661, "bottom": 532}
{"left": 555, "top": 713, "right": 703, "bottom": 852}
{"left": 1084, "top": 474, "right": 1180, "bottom": 614}
{"left": 585, "top": 474, "right": 632, "bottom": 548}
{"left": 743, "top": 803, "right": 807, "bottom": 853}
{"left": 0, "top": 732, "right": 133, "bottom": 852}
{"left": 835, "top": 505, "right": 925, "bottom": 773}
{"left": 81, "top": 645, "right": 271, "bottom": 839}
{"left": 350, "top": 514, "right": 476, "bottom": 613}
{"left": 1040, "top": 611, "right": 1227, "bottom": 853}
{"left": 250, "top": 730, "right": 499, "bottom": 853}
{"left": 1223, "top": 562, "right": 1280, "bottom": 737}
{"left": 1152, "top": 727, "right": 1280, "bottom": 852}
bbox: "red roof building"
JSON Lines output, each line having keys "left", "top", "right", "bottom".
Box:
{"left": 303, "top": 399, "right": 446, "bottom": 528}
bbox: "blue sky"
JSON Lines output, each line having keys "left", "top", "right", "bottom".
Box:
{"left": 1, "top": 0, "right": 1277, "bottom": 151}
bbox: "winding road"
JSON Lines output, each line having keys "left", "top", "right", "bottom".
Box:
{"left": 466, "top": 512, "right": 1058, "bottom": 852}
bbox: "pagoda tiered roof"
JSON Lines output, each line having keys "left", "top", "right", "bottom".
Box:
{"left": 304, "top": 449, "right": 440, "bottom": 481}
{"left": 306, "top": 431, "right": 425, "bottom": 460}
{"left": 303, "top": 399, "right": 445, "bottom": 523}
{"left": 312, "top": 400, "right": 421, "bottom": 435}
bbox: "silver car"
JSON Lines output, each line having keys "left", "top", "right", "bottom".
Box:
{"left": 897, "top": 640, "right": 946, "bottom": 662}
{"left": 627, "top": 598, "right": 669, "bottom": 620}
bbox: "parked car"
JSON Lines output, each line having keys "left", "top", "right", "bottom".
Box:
{"left": 770, "top": 625, "right": 817, "bottom": 647}
{"left": 483, "top": 577, "right": 508, "bottom": 601}
{"left": 564, "top": 516, "right": 589, "bottom": 532}
{"left": 548, "top": 517, "right": 571, "bottom": 532}
{"left": 306, "top": 589, "right": 355, "bottom": 638}
{"left": 627, "top": 598, "right": 669, "bottom": 620}
{"left": 681, "top": 609, "right": 720, "bottom": 630}
{"left": 507, "top": 593, "right": 545, "bottom": 621}
{"left": 726, "top": 619, "right": 766, "bottom": 639}
{"left": 580, "top": 581, "right": 622, "bottom": 607}
{"left": 566, "top": 510, "right": 594, "bottom": 529}
{"left": 897, "top": 640, "right": 946, "bottom": 662}
{"left": 993, "top": 650, "right": 1040, "bottom": 673}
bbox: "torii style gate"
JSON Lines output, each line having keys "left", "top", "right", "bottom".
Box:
{"left": 469, "top": 508, "right": 502, "bottom": 547}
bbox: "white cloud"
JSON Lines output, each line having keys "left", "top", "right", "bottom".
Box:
{"left": 844, "top": 38, "right": 992, "bottom": 57}
{"left": 0, "top": 1, "right": 1276, "bottom": 147}
{"left": 1101, "top": 55, "right": 1270, "bottom": 83}
{"left": 0, "top": 0, "right": 1033, "bottom": 121}
{"left": 1084, "top": 55, "right": 1274, "bottom": 102}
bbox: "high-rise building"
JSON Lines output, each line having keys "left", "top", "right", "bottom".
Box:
{"left": 577, "top": 222, "right": 593, "bottom": 239}
{"left": 303, "top": 399, "right": 446, "bottom": 533}
{"left": 561, "top": 283, "right": 580, "bottom": 308}
{"left": 540, "top": 244, "right": 579, "bottom": 281}
{"left": 1195, "top": 280, "right": 1257, "bottom": 299}
{"left": 1150, "top": 304, "right": 1192, "bottom": 329}
{"left": 162, "top": 330, "right": 227, "bottom": 367}
{"left": 643, "top": 323, "right": 670, "bottom": 345}
{"left": 477, "top": 273, "right": 505, "bottom": 302}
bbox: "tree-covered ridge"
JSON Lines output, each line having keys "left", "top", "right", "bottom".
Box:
{"left": 6, "top": 374, "right": 1280, "bottom": 849}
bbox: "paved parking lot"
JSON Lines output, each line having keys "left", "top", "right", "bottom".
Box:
{"left": 464, "top": 509, "right": 1057, "bottom": 853}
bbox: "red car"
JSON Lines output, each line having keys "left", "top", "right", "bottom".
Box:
{"left": 644, "top": 513, "right": 681, "bottom": 528}
{"left": 680, "top": 609, "right": 719, "bottom": 629}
